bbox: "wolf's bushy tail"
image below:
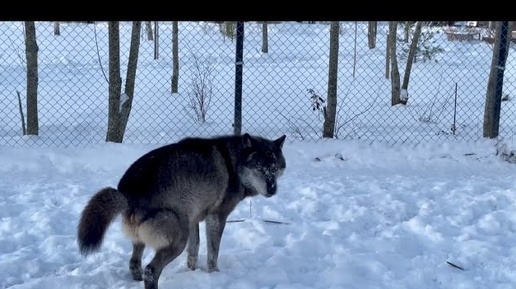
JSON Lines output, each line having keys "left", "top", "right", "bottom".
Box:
{"left": 77, "top": 187, "right": 128, "bottom": 256}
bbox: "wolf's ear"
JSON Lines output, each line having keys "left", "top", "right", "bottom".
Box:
{"left": 243, "top": 133, "right": 255, "bottom": 148}
{"left": 275, "top": 135, "right": 286, "bottom": 149}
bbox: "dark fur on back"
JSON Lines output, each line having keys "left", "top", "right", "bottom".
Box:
{"left": 118, "top": 135, "right": 244, "bottom": 199}
{"left": 76, "top": 133, "right": 286, "bottom": 289}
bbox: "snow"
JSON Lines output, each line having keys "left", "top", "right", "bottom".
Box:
{"left": 3, "top": 139, "right": 516, "bottom": 289}
{"left": 1, "top": 21, "right": 516, "bottom": 289}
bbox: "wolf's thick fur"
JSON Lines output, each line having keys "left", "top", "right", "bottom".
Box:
{"left": 77, "top": 133, "right": 286, "bottom": 289}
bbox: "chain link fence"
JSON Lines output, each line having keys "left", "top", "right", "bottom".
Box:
{"left": 1, "top": 21, "right": 515, "bottom": 147}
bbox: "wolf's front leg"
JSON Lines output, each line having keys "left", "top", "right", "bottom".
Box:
{"left": 205, "top": 213, "right": 228, "bottom": 272}
{"left": 186, "top": 223, "right": 200, "bottom": 270}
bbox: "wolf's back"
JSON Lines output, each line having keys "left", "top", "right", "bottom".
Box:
{"left": 77, "top": 187, "right": 128, "bottom": 256}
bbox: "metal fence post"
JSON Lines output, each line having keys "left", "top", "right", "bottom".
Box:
{"left": 233, "top": 21, "right": 244, "bottom": 136}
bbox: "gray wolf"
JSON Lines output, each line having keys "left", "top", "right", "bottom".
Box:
{"left": 77, "top": 133, "right": 287, "bottom": 289}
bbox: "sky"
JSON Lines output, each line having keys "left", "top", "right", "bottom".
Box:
{"left": 2, "top": 21, "right": 516, "bottom": 289}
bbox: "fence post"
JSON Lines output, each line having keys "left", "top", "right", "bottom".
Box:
{"left": 233, "top": 21, "right": 244, "bottom": 136}
{"left": 488, "top": 21, "right": 509, "bottom": 138}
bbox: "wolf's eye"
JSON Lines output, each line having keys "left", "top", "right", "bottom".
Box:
{"left": 265, "top": 151, "right": 276, "bottom": 160}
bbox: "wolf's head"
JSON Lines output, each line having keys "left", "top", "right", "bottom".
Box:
{"left": 239, "top": 133, "right": 286, "bottom": 198}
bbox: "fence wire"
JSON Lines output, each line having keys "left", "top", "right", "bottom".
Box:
{"left": 1, "top": 21, "right": 515, "bottom": 147}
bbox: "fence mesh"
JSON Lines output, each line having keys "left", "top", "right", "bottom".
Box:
{"left": 1, "top": 21, "right": 515, "bottom": 147}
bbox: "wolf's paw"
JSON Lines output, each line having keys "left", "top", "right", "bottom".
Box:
{"left": 187, "top": 256, "right": 197, "bottom": 270}
{"left": 143, "top": 266, "right": 157, "bottom": 289}
{"left": 129, "top": 261, "right": 143, "bottom": 281}
{"left": 207, "top": 265, "right": 220, "bottom": 273}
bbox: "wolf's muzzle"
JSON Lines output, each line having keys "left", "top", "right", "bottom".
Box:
{"left": 264, "top": 175, "right": 277, "bottom": 197}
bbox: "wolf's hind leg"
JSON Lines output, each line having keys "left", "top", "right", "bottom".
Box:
{"left": 139, "top": 210, "right": 189, "bottom": 289}
{"left": 129, "top": 242, "right": 145, "bottom": 281}
{"left": 186, "top": 223, "right": 200, "bottom": 270}
{"left": 143, "top": 235, "right": 188, "bottom": 289}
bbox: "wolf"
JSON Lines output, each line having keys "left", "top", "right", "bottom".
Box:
{"left": 77, "top": 133, "right": 287, "bottom": 289}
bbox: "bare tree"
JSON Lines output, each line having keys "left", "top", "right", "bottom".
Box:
{"left": 368, "top": 21, "right": 377, "bottom": 49}
{"left": 119, "top": 21, "right": 141, "bottom": 139}
{"left": 16, "top": 91, "right": 26, "bottom": 135}
{"left": 352, "top": 22, "right": 357, "bottom": 77}
{"left": 483, "top": 21, "right": 512, "bottom": 138}
{"left": 106, "top": 21, "right": 141, "bottom": 143}
{"left": 323, "top": 21, "right": 339, "bottom": 138}
{"left": 261, "top": 22, "right": 269, "bottom": 53}
{"left": 187, "top": 56, "right": 214, "bottom": 123}
{"left": 403, "top": 21, "right": 411, "bottom": 43}
{"left": 154, "top": 21, "right": 159, "bottom": 60}
{"left": 385, "top": 24, "right": 390, "bottom": 79}
{"left": 219, "top": 22, "right": 236, "bottom": 42}
{"left": 54, "top": 22, "right": 60, "bottom": 36}
{"left": 106, "top": 22, "right": 122, "bottom": 143}
{"left": 145, "top": 21, "right": 153, "bottom": 41}
{"left": 171, "top": 21, "right": 179, "bottom": 94}
{"left": 487, "top": 21, "right": 496, "bottom": 38}
{"left": 387, "top": 21, "right": 401, "bottom": 105}
{"left": 400, "top": 21, "right": 423, "bottom": 105}
{"left": 389, "top": 21, "right": 402, "bottom": 106}
{"left": 24, "top": 21, "right": 39, "bottom": 135}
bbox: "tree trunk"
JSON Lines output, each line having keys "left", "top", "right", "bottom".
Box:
{"left": 368, "top": 21, "right": 377, "bottom": 49}
{"left": 118, "top": 21, "right": 141, "bottom": 141}
{"left": 400, "top": 21, "right": 423, "bottom": 105}
{"left": 483, "top": 21, "right": 512, "bottom": 138}
{"left": 385, "top": 24, "right": 390, "bottom": 79}
{"left": 106, "top": 21, "right": 123, "bottom": 143}
{"left": 146, "top": 21, "right": 153, "bottom": 41}
{"left": 389, "top": 21, "right": 401, "bottom": 105}
{"left": 488, "top": 21, "right": 496, "bottom": 37}
{"left": 53, "top": 22, "right": 60, "bottom": 36}
{"left": 16, "top": 91, "right": 26, "bottom": 135}
{"left": 323, "top": 21, "right": 339, "bottom": 138}
{"left": 154, "top": 21, "right": 159, "bottom": 60}
{"left": 403, "top": 21, "right": 410, "bottom": 43}
{"left": 171, "top": 21, "right": 179, "bottom": 93}
{"left": 261, "top": 22, "right": 269, "bottom": 53}
{"left": 24, "top": 21, "right": 39, "bottom": 135}
{"left": 353, "top": 22, "right": 357, "bottom": 77}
